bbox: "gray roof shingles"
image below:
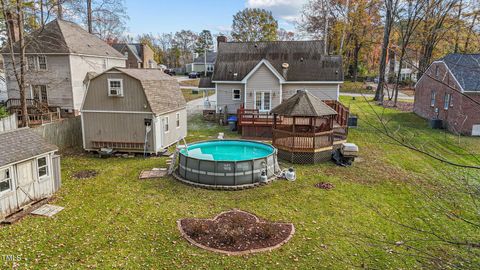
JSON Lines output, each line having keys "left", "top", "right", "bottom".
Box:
{"left": 0, "top": 128, "right": 58, "bottom": 167}
{"left": 114, "top": 68, "right": 186, "bottom": 115}
{"left": 212, "top": 41, "right": 343, "bottom": 82}
{"left": 271, "top": 90, "right": 337, "bottom": 117}
{"left": 2, "top": 19, "right": 125, "bottom": 58}
{"left": 441, "top": 54, "right": 480, "bottom": 92}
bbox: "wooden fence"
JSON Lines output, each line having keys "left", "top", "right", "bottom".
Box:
{"left": 33, "top": 116, "right": 82, "bottom": 150}
{"left": 0, "top": 114, "right": 17, "bottom": 132}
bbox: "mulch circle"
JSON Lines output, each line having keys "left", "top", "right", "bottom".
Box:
{"left": 315, "top": 182, "right": 335, "bottom": 190}
{"left": 178, "top": 210, "right": 295, "bottom": 255}
{"left": 72, "top": 170, "right": 98, "bottom": 179}
{"left": 382, "top": 100, "right": 414, "bottom": 112}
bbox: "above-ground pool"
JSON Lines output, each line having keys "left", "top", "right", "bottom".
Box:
{"left": 177, "top": 140, "right": 278, "bottom": 189}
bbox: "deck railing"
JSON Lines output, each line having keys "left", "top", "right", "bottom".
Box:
{"left": 237, "top": 108, "right": 274, "bottom": 126}
{"left": 272, "top": 128, "right": 334, "bottom": 152}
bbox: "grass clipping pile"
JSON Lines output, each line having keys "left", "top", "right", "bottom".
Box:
{"left": 178, "top": 210, "right": 295, "bottom": 255}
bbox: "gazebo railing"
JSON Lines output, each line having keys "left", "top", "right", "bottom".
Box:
{"left": 272, "top": 128, "right": 334, "bottom": 152}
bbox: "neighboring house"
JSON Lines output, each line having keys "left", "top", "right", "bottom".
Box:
{"left": 186, "top": 51, "right": 216, "bottom": 74}
{"left": 112, "top": 43, "right": 158, "bottom": 69}
{"left": 0, "top": 71, "right": 6, "bottom": 103}
{"left": 414, "top": 53, "right": 480, "bottom": 135}
{"left": 385, "top": 48, "right": 419, "bottom": 83}
{"left": 1, "top": 19, "right": 126, "bottom": 116}
{"left": 81, "top": 68, "right": 187, "bottom": 154}
{"left": 212, "top": 38, "right": 343, "bottom": 115}
{"left": 0, "top": 128, "right": 61, "bottom": 221}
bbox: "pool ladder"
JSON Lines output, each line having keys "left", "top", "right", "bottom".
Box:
{"left": 167, "top": 138, "right": 188, "bottom": 175}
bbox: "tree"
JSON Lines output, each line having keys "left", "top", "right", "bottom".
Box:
{"left": 195, "top": 29, "right": 213, "bottom": 53}
{"left": 173, "top": 30, "right": 197, "bottom": 67}
{"left": 231, "top": 8, "right": 278, "bottom": 42}
{"left": 277, "top": 28, "right": 296, "bottom": 41}
{"left": 374, "top": 0, "right": 400, "bottom": 102}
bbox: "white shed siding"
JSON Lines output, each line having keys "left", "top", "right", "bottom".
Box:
{"left": 159, "top": 108, "right": 188, "bottom": 148}
{"left": 216, "top": 83, "right": 245, "bottom": 114}
{"left": 282, "top": 84, "right": 339, "bottom": 101}
{"left": 245, "top": 64, "right": 281, "bottom": 110}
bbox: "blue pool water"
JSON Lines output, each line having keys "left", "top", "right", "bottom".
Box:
{"left": 180, "top": 140, "right": 274, "bottom": 161}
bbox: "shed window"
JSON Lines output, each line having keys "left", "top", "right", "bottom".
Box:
{"left": 176, "top": 113, "right": 180, "bottom": 128}
{"left": 27, "top": 56, "right": 36, "bottom": 70}
{"left": 232, "top": 89, "right": 241, "bottom": 100}
{"left": 37, "top": 55, "right": 47, "bottom": 70}
{"left": 108, "top": 79, "right": 123, "bottom": 96}
{"left": 430, "top": 91, "right": 436, "bottom": 107}
{"left": 444, "top": 93, "right": 451, "bottom": 110}
{"left": 164, "top": 116, "right": 169, "bottom": 132}
{"left": 0, "top": 168, "right": 12, "bottom": 194}
{"left": 37, "top": 157, "right": 49, "bottom": 179}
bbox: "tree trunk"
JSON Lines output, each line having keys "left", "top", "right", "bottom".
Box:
{"left": 339, "top": 0, "right": 350, "bottom": 54}
{"left": 453, "top": 0, "right": 463, "bottom": 53}
{"left": 17, "top": 0, "right": 28, "bottom": 127}
{"left": 374, "top": 0, "right": 394, "bottom": 102}
{"left": 56, "top": 0, "right": 62, "bottom": 19}
{"left": 87, "top": 0, "right": 93, "bottom": 33}
{"left": 464, "top": 12, "right": 477, "bottom": 52}
{"left": 40, "top": 0, "right": 44, "bottom": 27}
{"left": 352, "top": 40, "right": 361, "bottom": 82}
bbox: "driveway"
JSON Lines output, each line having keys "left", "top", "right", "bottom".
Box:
{"left": 187, "top": 94, "right": 216, "bottom": 116}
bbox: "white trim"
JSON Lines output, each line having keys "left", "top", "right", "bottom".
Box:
{"left": 164, "top": 116, "right": 170, "bottom": 133}
{"left": 242, "top": 59, "right": 285, "bottom": 83}
{"left": 81, "top": 113, "right": 86, "bottom": 149}
{"left": 107, "top": 78, "right": 124, "bottom": 97}
{"left": 336, "top": 84, "right": 340, "bottom": 101}
{"left": 215, "top": 83, "right": 218, "bottom": 113}
{"left": 176, "top": 112, "right": 180, "bottom": 128}
{"left": 0, "top": 166, "right": 13, "bottom": 196}
{"left": 81, "top": 110, "right": 153, "bottom": 114}
{"left": 36, "top": 156, "right": 49, "bottom": 181}
{"left": 212, "top": 80, "right": 245, "bottom": 84}
{"left": 282, "top": 81, "right": 344, "bottom": 84}
{"left": 0, "top": 151, "right": 57, "bottom": 171}
{"left": 254, "top": 90, "right": 272, "bottom": 112}
{"left": 280, "top": 83, "right": 283, "bottom": 103}
{"left": 415, "top": 61, "right": 465, "bottom": 92}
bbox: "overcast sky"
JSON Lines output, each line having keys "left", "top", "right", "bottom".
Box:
{"left": 125, "top": 0, "right": 308, "bottom": 36}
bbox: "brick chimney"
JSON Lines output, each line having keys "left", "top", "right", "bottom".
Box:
{"left": 6, "top": 11, "right": 20, "bottom": 42}
{"left": 217, "top": 35, "right": 227, "bottom": 46}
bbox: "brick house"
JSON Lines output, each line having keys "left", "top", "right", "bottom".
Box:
{"left": 111, "top": 43, "right": 157, "bottom": 69}
{"left": 414, "top": 54, "right": 480, "bottom": 135}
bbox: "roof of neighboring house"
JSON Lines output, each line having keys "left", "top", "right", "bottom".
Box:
{"left": 441, "top": 53, "right": 480, "bottom": 92}
{"left": 112, "top": 68, "right": 186, "bottom": 115}
{"left": 1, "top": 19, "right": 125, "bottom": 58}
{"left": 271, "top": 90, "right": 337, "bottom": 117}
{"left": 112, "top": 43, "right": 144, "bottom": 63}
{"left": 212, "top": 41, "right": 343, "bottom": 82}
{"left": 192, "top": 51, "right": 217, "bottom": 64}
{"left": 0, "top": 128, "right": 58, "bottom": 167}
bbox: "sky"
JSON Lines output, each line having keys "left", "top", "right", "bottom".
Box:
{"left": 124, "top": 0, "right": 308, "bottom": 36}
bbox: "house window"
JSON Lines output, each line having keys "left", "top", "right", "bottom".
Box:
{"left": 444, "top": 93, "right": 451, "bottom": 110}
{"left": 255, "top": 91, "right": 271, "bottom": 112}
{"left": 430, "top": 91, "right": 436, "bottom": 107}
{"left": 435, "top": 65, "right": 439, "bottom": 78}
{"left": 37, "top": 55, "right": 47, "bottom": 70}
{"left": 0, "top": 168, "right": 12, "bottom": 194}
{"left": 164, "top": 116, "right": 169, "bottom": 132}
{"left": 27, "top": 55, "right": 36, "bottom": 70}
{"left": 108, "top": 79, "right": 123, "bottom": 96}
{"left": 232, "top": 89, "right": 241, "bottom": 100}
{"left": 37, "top": 157, "right": 49, "bottom": 179}
{"left": 176, "top": 113, "right": 180, "bottom": 128}
{"left": 32, "top": 85, "right": 48, "bottom": 103}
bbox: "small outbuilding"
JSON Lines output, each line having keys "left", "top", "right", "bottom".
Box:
{"left": 0, "top": 128, "right": 61, "bottom": 221}
{"left": 81, "top": 68, "right": 187, "bottom": 154}
{"left": 271, "top": 90, "right": 343, "bottom": 163}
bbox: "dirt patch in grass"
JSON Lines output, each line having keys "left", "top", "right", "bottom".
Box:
{"left": 382, "top": 100, "right": 414, "bottom": 112}
{"left": 178, "top": 210, "right": 294, "bottom": 255}
{"left": 315, "top": 182, "right": 335, "bottom": 190}
{"left": 72, "top": 170, "right": 98, "bottom": 179}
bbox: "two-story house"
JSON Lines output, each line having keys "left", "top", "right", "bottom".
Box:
{"left": 1, "top": 19, "right": 127, "bottom": 117}
{"left": 186, "top": 51, "right": 216, "bottom": 74}
{"left": 111, "top": 43, "right": 158, "bottom": 69}
{"left": 212, "top": 37, "right": 344, "bottom": 115}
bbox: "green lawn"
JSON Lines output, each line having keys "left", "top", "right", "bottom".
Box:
{"left": 1, "top": 98, "right": 479, "bottom": 269}
{"left": 181, "top": 89, "right": 214, "bottom": 102}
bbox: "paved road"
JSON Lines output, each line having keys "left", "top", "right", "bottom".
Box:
{"left": 187, "top": 94, "right": 216, "bottom": 116}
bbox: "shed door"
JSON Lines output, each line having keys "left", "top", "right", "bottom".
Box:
{"left": 16, "top": 161, "right": 36, "bottom": 207}
{"left": 472, "top": 125, "right": 480, "bottom": 136}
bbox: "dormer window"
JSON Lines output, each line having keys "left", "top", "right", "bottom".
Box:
{"left": 108, "top": 79, "right": 123, "bottom": 97}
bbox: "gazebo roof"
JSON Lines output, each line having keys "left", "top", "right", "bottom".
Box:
{"left": 271, "top": 90, "right": 338, "bottom": 117}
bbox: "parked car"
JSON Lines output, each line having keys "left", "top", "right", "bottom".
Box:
{"left": 188, "top": 72, "right": 200, "bottom": 79}
{"left": 164, "top": 69, "right": 176, "bottom": 76}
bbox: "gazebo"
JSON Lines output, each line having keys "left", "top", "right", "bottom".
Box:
{"left": 271, "top": 90, "right": 342, "bottom": 164}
